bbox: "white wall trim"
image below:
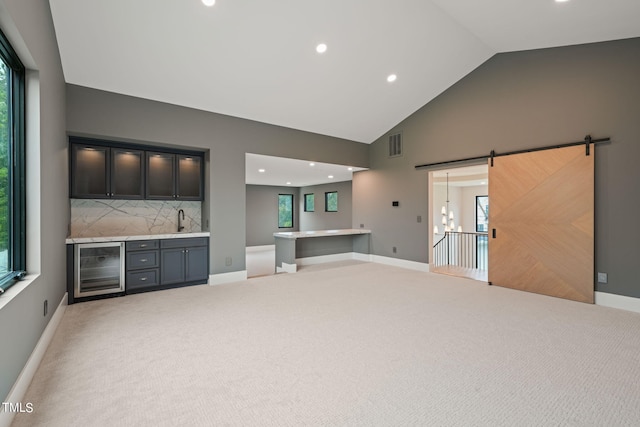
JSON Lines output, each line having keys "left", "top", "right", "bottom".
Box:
{"left": 297, "top": 252, "right": 356, "bottom": 266}
{"left": 0, "top": 293, "right": 67, "bottom": 427}
{"left": 276, "top": 263, "right": 297, "bottom": 274}
{"left": 595, "top": 291, "right": 640, "bottom": 314}
{"left": 246, "top": 245, "right": 275, "bottom": 253}
{"left": 209, "top": 270, "right": 248, "bottom": 286}
{"left": 370, "top": 255, "right": 430, "bottom": 272}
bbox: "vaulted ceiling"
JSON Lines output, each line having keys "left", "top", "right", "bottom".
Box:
{"left": 49, "top": 0, "right": 640, "bottom": 144}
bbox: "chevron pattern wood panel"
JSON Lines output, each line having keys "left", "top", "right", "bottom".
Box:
{"left": 488, "top": 144, "right": 594, "bottom": 303}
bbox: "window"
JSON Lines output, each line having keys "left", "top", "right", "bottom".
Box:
{"left": 476, "top": 196, "right": 489, "bottom": 232}
{"left": 325, "top": 191, "right": 338, "bottom": 212}
{"left": 0, "top": 28, "right": 26, "bottom": 293}
{"left": 278, "top": 194, "right": 294, "bottom": 228}
{"left": 304, "top": 193, "right": 314, "bottom": 212}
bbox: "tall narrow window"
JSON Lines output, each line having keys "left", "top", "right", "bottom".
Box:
{"left": 0, "top": 28, "right": 26, "bottom": 293}
{"left": 325, "top": 191, "right": 338, "bottom": 212}
{"left": 304, "top": 193, "right": 314, "bottom": 212}
{"left": 476, "top": 196, "right": 489, "bottom": 232}
{"left": 278, "top": 194, "right": 294, "bottom": 228}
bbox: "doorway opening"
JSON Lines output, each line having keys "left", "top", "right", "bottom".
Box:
{"left": 429, "top": 164, "right": 488, "bottom": 282}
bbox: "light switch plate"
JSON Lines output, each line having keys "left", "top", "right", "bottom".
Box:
{"left": 597, "top": 272, "right": 608, "bottom": 284}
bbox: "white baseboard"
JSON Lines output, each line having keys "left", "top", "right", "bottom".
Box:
{"left": 370, "top": 255, "right": 430, "bottom": 272}
{"left": 297, "top": 252, "right": 356, "bottom": 266}
{"left": 595, "top": 291, "right": 640, "bottom": 314}
{"left": 246, "top": 245, "right": 275, "bottom": 253}
{"left": 209, "top": 270, "right": 247, "bottom": 286}
{"left": 0, "top": 293, "right": 67, "bottom": 427}
{"left": 276, "top": 262, "right": 297, "bottom": 274}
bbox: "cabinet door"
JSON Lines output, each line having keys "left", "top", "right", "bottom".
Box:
{"left": 146, "top": 152, "right": 176, "bottom": 199}
{"left": 112, "top": 148, "right": 144, "bottom": 199}
{"left": 160, "top": 248, "right": 185, "bottom": 285}
{"left": 185, "top": 246, "right": 208, "bottom": 282}
{"left": 71, "top": 144, "right": 109, "bottom": 198}
{"left": 177, "top": 155, "right": 202, "bottom": 200}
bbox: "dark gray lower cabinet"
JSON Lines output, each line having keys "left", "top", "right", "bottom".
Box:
{"left": 160, "top": 237, "right": 209, "bottom": 286}
{"left": 125, "top": 237, "right": 208, "bottom": 294}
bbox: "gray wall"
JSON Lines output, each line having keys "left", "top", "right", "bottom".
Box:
{"left": 0, "top": 0, "right": 68, "bottom": 402}
{"left": 299, "top": 181, "right": 352, "bottom": 232}
{"left": 354, "top": 38, "right": 640, "bottom": 298}
{"left": 246, "top": 185, "right": 299, "bottom": 246}
{"left": 246, "top": 180, "right": 353, "bottom": 247}
{"left": 66, "top": 85, "right": 369, "bottom": 274}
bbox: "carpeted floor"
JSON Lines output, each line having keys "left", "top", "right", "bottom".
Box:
{"left": 11, "top": 261, "right": 640, "bottom": 426}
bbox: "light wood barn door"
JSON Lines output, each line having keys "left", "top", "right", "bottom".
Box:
{"left": 488, "top": 144, "right": 594, "bottom": 303}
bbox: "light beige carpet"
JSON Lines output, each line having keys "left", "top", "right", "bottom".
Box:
{"left": 11, "top": 261, "right": 640, "bottom": 426}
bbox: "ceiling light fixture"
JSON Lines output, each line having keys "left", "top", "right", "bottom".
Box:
{"left": 286, "top": 182, "right": 292, "bottom": 185}
{"left": 347, "top": 167, "right": 353, "bottom": 171}
{"left": 387, "top": 74, "right": 397, "bottom": 83}
{"left": 258, "top": 169, "right": 265, "bottom": 173}
{"left": 309, "top": 162, "right": 315, "bottom": 167}
{"left": 555, "top": 0, "right": 570, "bottom": 2}
{"left": 328, "top": 175, "right": 334, "bottom": 179}
{"left": 316, "top": 43, "right": 327, "bottom": 54}
{"left": 202, "top": 0, "right": 215, "bottom": 6}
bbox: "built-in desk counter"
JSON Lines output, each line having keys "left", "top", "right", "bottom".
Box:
{"left": 274, "top": 229, "right": 371, "bottom": 273}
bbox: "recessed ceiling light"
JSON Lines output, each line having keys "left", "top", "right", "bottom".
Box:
{"left": 555, "top": 0, "right": 570, "bottom": 2}
{"left": 202, "top": 0, "right": 215, "bottom": 6}
{"left": 481, "top": 181, "right": 486, "bottom": 185}
{"left": 387, "top": 74, "right": 397, "bottom": 83}
{"left": 309, "top": 162, "right": 315, "bottom": 167}
{"left": 347, "top": 167, "right": 354, "bottom": 171}
{"left": 258, "top": 169, "right": 265, "bottom": 173}
{"left": 328, "top": 175, "right": 334, "bottom": 179}
{"left": 316, "top": 43, "right": 327, "bottom": 54}
{"left": 286, "top": 182, "right": 292, "bottom": 185}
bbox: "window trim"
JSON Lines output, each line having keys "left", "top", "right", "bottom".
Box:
{"left": 278, "top": 193, "right": 294, "bottom": 229}
{"left": 324, "top": 191, "right": 338, "bottom": 212}
{"left": 304, "top": 193, "right": 314, "bottom": 212}
{"left": 0, "top": 27, "right": 26, "bottom": 293}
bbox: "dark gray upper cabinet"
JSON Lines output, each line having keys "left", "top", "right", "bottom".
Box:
{"left": 146, "top": 151, "right": 176, "bottom": 199}
{"left": 146, "top": 152, "right": 203, "bottom": 201}
{"left": 112, "top": 148, "right": 144, "bottom": 198}
{"left": 70, "top": 138, "right": 204, "bottom": 201}
{"left": 177, "top": 155, "right": 203, "bottom": 200}
{"left": 71, "top": 143, "right": 144, "bottom": 199}
{"left": 70, "top": 144, "right": 109, "bottom": 198}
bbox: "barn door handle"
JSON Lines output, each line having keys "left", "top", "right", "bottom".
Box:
{"left": 492, "top": 229, "right": 496, "bottom": 239}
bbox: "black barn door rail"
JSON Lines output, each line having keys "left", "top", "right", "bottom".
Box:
{"left": 415, "top": 135, "right": 610, "bottom": 170}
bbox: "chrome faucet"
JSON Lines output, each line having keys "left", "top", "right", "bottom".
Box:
{"left": 178, "top": 209, "right": 185, "bottom": 232}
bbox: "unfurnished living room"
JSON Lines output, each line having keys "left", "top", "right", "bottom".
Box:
{"left": 1, "top": 1, "right": 640, "bottom": 426}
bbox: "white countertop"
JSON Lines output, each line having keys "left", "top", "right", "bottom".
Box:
{"left": 274, "top": 228, "right": 371, "bottom": 240}
{"left": 65, "top": 231, "right": 210, "bottom": 244}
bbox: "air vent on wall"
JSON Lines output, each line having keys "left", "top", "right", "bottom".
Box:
{"left": 388, "top": 133, "right": 403, "bottom": 158}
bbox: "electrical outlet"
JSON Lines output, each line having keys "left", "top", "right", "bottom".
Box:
{"left": 417, "top": 215, "right": 422, "bottom": 223}
{"left": 43, "top": 300, "right": 48, "bottom": 316}
{"left": 597, "top": 272, "right": 608, "bottom": 284}
{"left": 392, "top": 246, "right": 397, "bottom": 254}
{"left": 360, "top": 224, "right": 364, "bottom": 228}
{"left": 225, "top": 257, "right": 232, "bottom": 266}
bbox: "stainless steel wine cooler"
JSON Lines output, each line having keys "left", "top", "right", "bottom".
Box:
{"left": 74, "top": 242, "right": 125, "bottom": 298}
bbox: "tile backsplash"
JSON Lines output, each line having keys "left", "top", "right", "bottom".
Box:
{"left": 70, "top": 199, "right": 202, "bottom": 237}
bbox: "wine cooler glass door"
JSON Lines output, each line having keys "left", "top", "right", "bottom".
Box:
{"left": 75, "top": 242, "right": 125, "bottom": 298}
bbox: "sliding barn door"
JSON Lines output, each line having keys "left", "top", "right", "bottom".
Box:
{"left": 488, "top": 144, "right": 594, "bottom": 303}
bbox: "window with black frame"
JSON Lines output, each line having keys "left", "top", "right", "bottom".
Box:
{"left": 0, "top": 28, "right": 26, "bottom": 293}
{"left": 278, "top": 194, "right": 294, "bottom": 228}
{"left": 476, "top": 195, "right": 489, "bottom": 232}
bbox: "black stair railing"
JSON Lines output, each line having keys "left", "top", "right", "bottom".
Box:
{"left": 433, "top": 231, "right": 488, "bottom": 270}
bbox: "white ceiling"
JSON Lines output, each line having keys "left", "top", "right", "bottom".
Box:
{"left": 246, "top": 153, "right": 367, "bottom": 187}
{"left": 48, "top": 0, "right": 640, "bottom": 144}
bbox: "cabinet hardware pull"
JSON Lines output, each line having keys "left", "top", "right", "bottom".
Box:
{"left": 140, "top": 244, "right": 147, "bottom": 248}
{"left": 141, "top": 259, "right": 147, "bottom": 262}
{"left": 140, "top": 277, "right": 147, "bottom": 281}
